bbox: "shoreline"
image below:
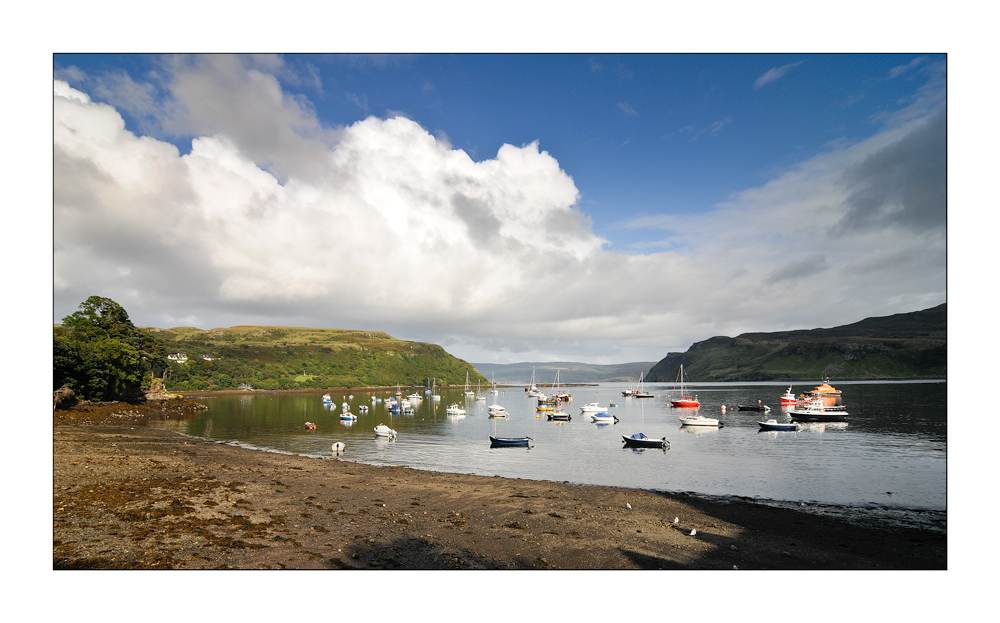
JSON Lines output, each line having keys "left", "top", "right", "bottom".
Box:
{"left": 53, "top": 400, "right": 946, "bottom": 570}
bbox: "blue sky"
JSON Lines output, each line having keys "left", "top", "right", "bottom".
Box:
{"left": 52, "top": 52, "right": 947, "bottom": 364}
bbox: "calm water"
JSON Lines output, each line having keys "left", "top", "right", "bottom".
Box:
{"left": 155, "top": 381, "right": 947, "bottom": 531}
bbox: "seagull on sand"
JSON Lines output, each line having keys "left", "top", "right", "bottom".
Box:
{"left": 626, "top": 503, "right": 632, "bottom": 510}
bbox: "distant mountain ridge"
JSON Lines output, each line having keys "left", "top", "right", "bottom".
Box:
{"left": 471, "top": 361, "right": 658, "bottom": 385}
{"left": 645, "top": 304, "right": 946, "bottom": 382}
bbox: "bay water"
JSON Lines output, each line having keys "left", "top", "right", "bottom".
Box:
{"left": 154, "top": 381, "right": 946, "bottom": 532}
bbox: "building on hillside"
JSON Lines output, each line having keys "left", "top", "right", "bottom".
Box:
{"left": 167, "top": 353, "right": 188, "bottom": 362}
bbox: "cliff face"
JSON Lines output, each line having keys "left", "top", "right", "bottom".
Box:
{"left": 645, "top": 304, "right": 946, "bottom": 382}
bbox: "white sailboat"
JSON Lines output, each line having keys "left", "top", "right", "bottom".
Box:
{"left": 464, "top": 371, "right": 475, "bottom": 397}
{"left": 526, "top": 366, "right": 541, "bottom": 397}
{"left": 635, "top": 372, "right": 654, "bottom": 398}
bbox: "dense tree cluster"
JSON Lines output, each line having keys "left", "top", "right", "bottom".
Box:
{"left": 53, "top": 296, "right": 167, "bottom": 402}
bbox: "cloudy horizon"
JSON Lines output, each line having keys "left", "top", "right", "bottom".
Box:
{"left": 53, "top": 54, "right": 946, "bottom": 365}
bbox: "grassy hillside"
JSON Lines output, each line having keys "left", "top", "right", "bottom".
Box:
{"left": 645, "top": 304, "right": 946, "bottom": 382}
{"left": 145, "top": 325, "right": 487, "bottom": 391}
{"left": 470, "top": 361, "right": 658, "bottom": 385}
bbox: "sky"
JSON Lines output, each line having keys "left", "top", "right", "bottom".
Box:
{"left": 51, "top": 52, "right": 948, "bottom": 364}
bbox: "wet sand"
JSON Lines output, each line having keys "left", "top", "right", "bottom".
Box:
{"left": 52, "top": 400, "right": 945, "bottom": 570}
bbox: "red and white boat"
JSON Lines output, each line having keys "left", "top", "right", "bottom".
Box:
{"left": 669, "top": 365, "right": 699, "bottom": 408}
{"left": 779, "top": 386, "right": 799, "bottom": 404}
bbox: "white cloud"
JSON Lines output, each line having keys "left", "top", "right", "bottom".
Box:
{"left": 53, "top": 56, "right": 946, "bottom": 365}
{"left": 753, "top": 61, "right": 803, "bottom": 90}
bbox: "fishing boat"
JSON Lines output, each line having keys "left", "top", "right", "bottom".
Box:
{"left": 669, "top": 365, "right": 699, "bottom": 408}
{"left": 758, "top": 419, "right": 798, "bottom": 431}
{"left": 678, "top": 414, "right": 719, "bottom": 427}
{"left": 407, "top": 392, "right": 422, "bottom": 402}
{"left": 446, "top": 403, "right": 466, "bottom": 415}
{"left": 490, "top": 435, "right": 532, "bottom": 448}
{"left": 340, "top": 412, "right": 357, "bottom": 421}
{"left": 579, "top": 402, "right": 608, "bottom": 414}
{"left": 788, "top": 398, "right": 848, "bottom": 422}
{"left": 322, "top": 394, "right": 333, "bottom": 404}
{"left": 779, "top": 386, "right": 799, "bottom": 405}
{"left": 358, "top": 404, "right": 369, "bottom": 413}
{"left": 304, "top": 421, "right": 316, "bottom": 430}
{"left": 622, "top": 433, "right": 669, "bottom": 449}
{"left": 374, "top": 424, "right": 397, "bottom": 439}
{"left": 591, "top": 412, "right": 619, "bottom": 423}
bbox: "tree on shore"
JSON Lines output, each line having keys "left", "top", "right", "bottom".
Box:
{"left": 54, "top": 296, "right": 166, "bottom": 402}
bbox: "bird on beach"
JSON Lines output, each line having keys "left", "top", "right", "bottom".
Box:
{"left": 690, "top": 529, "right": 697, "bottom": 536}
{"left": 674, "top": 517, "right": 679, "bottom": 524}
{"left": 626, "top": 503, "right": 632, "bottom": 510}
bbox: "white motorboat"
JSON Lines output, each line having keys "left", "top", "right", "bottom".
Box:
{"left": 591, "top": 412, "right": 618, "bottom": 423}
{"left": 446, "top": 403, "right": 467, "bottom": 415}
{"left": 488, "top": 390, "right": 507, "bottom": 417}
{"left": 407, "top": 393, "right": 422, "bottom": 402}
{"left": 488, "top": 406, "right": 508, "bottom": 418}
{"left": 580, "top": 402, "right": 608, "bottom": 414}
{"left": 374, "top": 424, "right": 397, "bottom": 439}
{"left": 340, "top": 411, "right": 357, "bottom": 421}
{"left": 789, "top": 398, "right": 849, "bottom": 422}
{"left": 322, "top": 393, "right": 333, "bottom": 404}
{"left": 678, "top": 414, "right": 720, "bottom": 427}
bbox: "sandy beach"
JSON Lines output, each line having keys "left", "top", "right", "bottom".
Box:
{"left": 52, "top": 399, "right": 945, "bottom": 571}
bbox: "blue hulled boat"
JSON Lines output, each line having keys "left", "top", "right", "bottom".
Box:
{"left": 490, "top": 435, "right": 533, "bottom": 448}
{"left": 622, "top": 433, "right": 669, "bottom": 449}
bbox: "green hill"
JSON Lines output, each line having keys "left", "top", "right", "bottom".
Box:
{"left": 645, "top": 304, "right": 946, "bottom": 382}
{"left": 470, "top": 361, "right": 657, "bottom": 385}
{"left": 146, "top": 325, "right": 487, "bottom": 391}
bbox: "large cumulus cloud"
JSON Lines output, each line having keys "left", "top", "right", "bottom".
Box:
{"left": 53, "top": 56, "right": 946, "bottom": 364}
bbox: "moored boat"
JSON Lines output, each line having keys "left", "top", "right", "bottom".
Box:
{"left": 490, "top": 435, "right": 532, "bottom": 447}
{"left": 668, "top": 365, "right": 699, "bottom": 408}
{"left": 678, "top": 414, "right": 720, "bottom": 427}
{"left": 547, "top": 409, "right": 571, "bottom": 421}
{"left": 635, "top": 372, "right": 654, "bottom": 398}
{"left": 374, "top": 424, "right": 397, "bottom": 439}
{"left": 579, "top": 402, "right": 608, "bottom": 414}
{"left": 591, "top": 412, "right": 619, "bottom": 423}
{"left": 788, "top": 398, "right": 848, "bottom": 422}
{"left": 779, "top": 386, "right": 800, "bottom": 405}
{"left": 622, "top": 433, "right": 669, "bottom": 449}
{"left": 758, "top": 419, "right": 798, "bottom": 431}
{"left": 738, "top": 402, "right": 771, "bottom": 412}
{"left": 446, "top": 403, "right": 466, "bottom": 415}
